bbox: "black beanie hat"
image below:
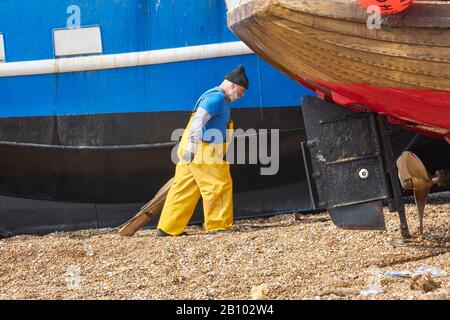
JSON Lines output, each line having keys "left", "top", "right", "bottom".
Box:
{"left": 225, "top": 65, "right": 249, "bottom": 89}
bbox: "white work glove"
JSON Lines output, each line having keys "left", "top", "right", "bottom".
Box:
{"left": 182, "top": 107, "right": 212, "bottom": 164}
{"left": 182, "top": 142, "right": 197, "bottom": 164}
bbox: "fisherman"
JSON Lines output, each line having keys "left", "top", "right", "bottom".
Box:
{"left": 156, "top": 65, "right": 249, "bottom": 236}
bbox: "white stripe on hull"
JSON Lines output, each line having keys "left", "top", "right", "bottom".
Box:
{"left": 0, "top": 41, "right": 253, "bottom": 78}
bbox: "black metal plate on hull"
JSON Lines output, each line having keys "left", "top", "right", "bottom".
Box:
{"left": 301, "top": 96, "right": 389, "bottom": 230}
{"left": 301, "top": 97, "right": 390, "bottom": 208}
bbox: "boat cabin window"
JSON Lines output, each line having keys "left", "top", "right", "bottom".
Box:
{"left": 53, "top": 26, "right": 103, "bottom": 58}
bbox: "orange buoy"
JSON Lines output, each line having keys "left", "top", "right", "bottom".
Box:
{"left": 357, "top": 0, "right": 414, "bottom": 15}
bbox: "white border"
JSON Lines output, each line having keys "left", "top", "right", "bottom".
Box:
{"left": 0, "top": 41, "right": 253, "bottom": 78}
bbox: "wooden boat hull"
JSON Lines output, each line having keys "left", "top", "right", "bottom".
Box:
{"left": 227, "top": 0, "right": 450, "bottom": 143}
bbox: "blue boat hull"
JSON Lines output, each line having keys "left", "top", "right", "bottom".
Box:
{"left": 0, "top": 1, "right": 320, "bottom": 235}
{"left": 1, "top": 1, "right": 442, "bottom": 236}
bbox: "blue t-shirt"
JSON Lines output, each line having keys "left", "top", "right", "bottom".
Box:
{"left": 194, "top": 86, "right": 230, "bottom": 144}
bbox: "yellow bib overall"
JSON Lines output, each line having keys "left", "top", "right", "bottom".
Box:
{"left": 157, "top": 111, "right": 234, "bottom": 236}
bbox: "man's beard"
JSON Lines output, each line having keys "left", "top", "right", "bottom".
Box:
{"left": 228, "top": 89, "right": 240, "bottom": 102}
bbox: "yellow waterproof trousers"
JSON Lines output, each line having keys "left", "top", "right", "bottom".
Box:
{"left": 157, "top": 118, "right": 234, "bottom": 236}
